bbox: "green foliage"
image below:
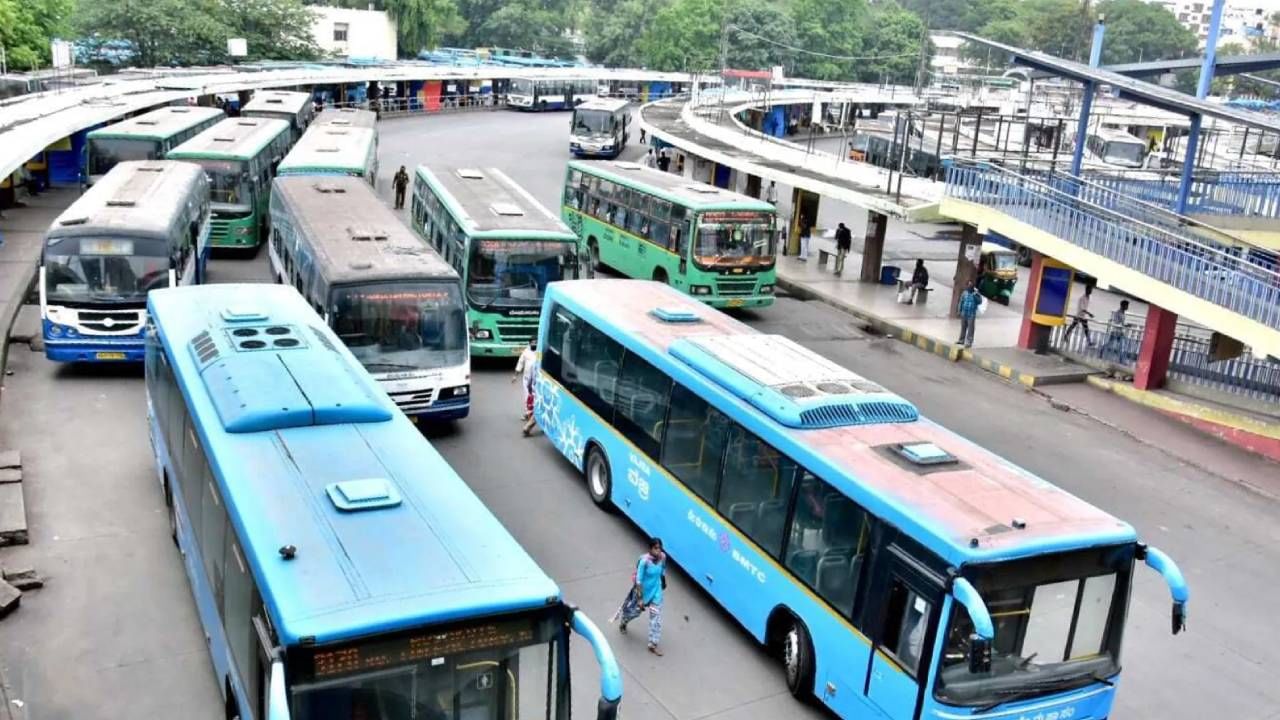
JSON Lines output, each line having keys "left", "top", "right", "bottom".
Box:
{"left": 1095, "top": 0, "right": 1197, "bottom": 64}
{"left": 383, "top": 0, "right": 466, "bottom": 54}
{"left": 901, "top": 0, "right": 1016, "bottom": 32}
{"left": 861, "top": 2, "right": 928, "bottom": 83}
{"left": 584, "top": 0, "right": 651, "bottom": 67}
{"left": 788, "top": 0, "right": 869, "bottom": 80}
{"left": 0, "top": 0, "right": 74, "bottom": 70}
{"left": 724, "top": 0, "right": 796, "bottom": 71}
{"left": 636, "top": 0, "right": 720, "bottom": 71}
{"left": 476, "top": 1, "right": 574, "bottom": 55}
{"left": 76, "top": 0, "right": 320, "bottom": 66}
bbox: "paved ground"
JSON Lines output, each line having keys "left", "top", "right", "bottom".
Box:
{"left": 0, "top": 108, "right": 1278, "bottom": 720}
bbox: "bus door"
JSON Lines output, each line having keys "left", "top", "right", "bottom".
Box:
{"left": 864, "top": 543, "right": 945, "bottom": 720}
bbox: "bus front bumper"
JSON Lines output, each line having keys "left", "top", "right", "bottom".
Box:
{"left": 44, "top": 337, "right": 145, "bottom": 363}
{"left": 409, "top": 398, "right": 471, "bottom": 422}
{"left": 703, "top": 295, "right": 775, "bottom": 309}
{"left": 471, "top": 340, "right": 527, "bottom": 357}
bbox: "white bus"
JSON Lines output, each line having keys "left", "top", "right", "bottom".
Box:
{"left": 570, "top": 98, "right": 631, "bottom": 157}
{"left": 41, "top": 160, "right": 210, "bottom": 363}
{"left": 508, "top": 77, "right": 594, "bottom": 110}
{"left": 269, "top": 175, "right": 471, "bottom": 420}
{"left": 1085, "top": 128, "right": 1148, "bottom": 168}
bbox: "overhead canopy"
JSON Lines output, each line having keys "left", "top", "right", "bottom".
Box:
{"left": 1104, "top": 52, "right": 1280, "bottom": 78}
{"left": 956, "top": 32, "right": 1280, "bottom": 133}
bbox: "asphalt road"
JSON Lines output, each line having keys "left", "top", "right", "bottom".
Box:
{"left": 0, "top": 107, "right": 1277, "bottom": 720}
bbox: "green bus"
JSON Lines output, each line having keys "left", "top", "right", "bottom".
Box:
{"left": 277, "top": 125, "right": 379, "bottom": 186}
{"left": 85, "top": 106, "right": 225, "bottom": 186}
{"left": 410, "top": 165, "right": 581, "bottom": 357}
{"left": 562, "top": 160, "right": 778, "bottom": 308}
{"left": 167, "top": 117, "right": 292, "bottom": 250}
{"left": 241, "top": 89, "right": 315, "bottom": 143}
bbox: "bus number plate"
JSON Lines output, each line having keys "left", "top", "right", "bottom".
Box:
{"left": 727, "top": 299, "right": 745, "bottom": 308}
{"left": 96, "top": 352, "right": 126, "bottom": 360}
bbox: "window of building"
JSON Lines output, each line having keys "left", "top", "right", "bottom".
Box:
{"left": 333, "top": 23, "right": 349, "bottom": 42}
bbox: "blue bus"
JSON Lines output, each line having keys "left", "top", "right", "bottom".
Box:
{"left": 533, "top": 279, "right": 1188, "bottom": 720}
{"left": 145, "top": 283, "right": 622, "bottom": 720}
{"left": 42, "top": 160, "right": 210, "bottom": 363}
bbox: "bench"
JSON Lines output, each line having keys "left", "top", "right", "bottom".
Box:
{"left": 896, "top": 279, "right": 934, "bottom": 304}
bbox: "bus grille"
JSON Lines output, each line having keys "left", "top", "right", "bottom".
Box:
{"left": 497, "top": 324, "right": 536, "bottom": 344}
{"left": 798, "top": 401, "right": 919, "bottom": 429}
{"left": 715, "top": 278, "right": 758, "bottom": 296}
{"left": 387, "top": 386, "right": 435, "bottom": 413}
{"left": 209, "top": 218, "right": 232, "bottom": 245}
{"left": 78, "top": 309, "right": 144, "bottom": 334}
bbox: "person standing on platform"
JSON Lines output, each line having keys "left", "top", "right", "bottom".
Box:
{"left": 834, "top": 222, "right": 852, "bottom": 275}
{"left": 1103, "top": 299, "right": 1131, "bottom": 363}
{"left": 657, "top": 150, "right": 671, "bottom": 172}
{"left": 643, "top": 148, "right": 657, "bottom": 168}
{"left": 798, "top": 215, "right": 812, "bottom": 261}
{"left": 765, "top": 180, "right": 778, "bottom": 207}
{"left": 957, "top": 281, "right": 981, "bottom": 348}
{"left": 392, "top": 166, "right": 409, "bottom": 210}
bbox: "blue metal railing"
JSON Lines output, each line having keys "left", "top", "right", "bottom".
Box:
{"left": 945, "top": 163, "right": 1280, "bottom": 332}
{"left": 1077, "top": 170, "right": 1280, "bottom": 219}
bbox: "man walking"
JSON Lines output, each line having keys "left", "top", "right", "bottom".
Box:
{"left": 833, "top": 222, "right": 852, "bottom": 275}
{"left": 798, "top": 215, "right": 812, "bottom": 261}
{"left": 392, "top": 166, "right": 409, "bottom": 210}
{"left": 957, "top": 281, "right": 982, "bottom": 348}
{"left": 613, "top": 538, "right": 668, "bottom": 656}
{"left": 1063, "top": 282, "right": 1096, "bottom": 346}
{"left": 1102, "top": 299, "right": 1131, "bottom": 363}
{"left": 765, "top": 180, "right": 778, "bottom": 207}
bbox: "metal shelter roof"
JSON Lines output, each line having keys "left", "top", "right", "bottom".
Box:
{"left": 956, "top": 32, "right": 1280, "bottom": 132}
{"left": 1103, "top": 53, "right": 1280, "bottom": 79}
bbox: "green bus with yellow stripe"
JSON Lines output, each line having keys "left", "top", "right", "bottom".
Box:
{"left": 167, "top": 117, "right": 292, "bottom": 250}
{"left": 561, "top": 160, "right": 778, "bottom": 308}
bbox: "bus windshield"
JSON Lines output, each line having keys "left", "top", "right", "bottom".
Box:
{"left": 1103, "top": 141, "right": 1145, "bottom": 167}
{"left": 192, "top": 159, "right": 252, "bottom": 207}
{"left": 331, "top": 282, "right": 468, "bottom": 374}
{"left": 573, "top": 109, "right": 615, "bottom": 136}
{"left": 467, "top": 239, "right": 577, "bottom": 309}
{"left": 87, "top": 137, "right": 159, "bottom": 176}
{"left": 694, "top": 211, "right": 776, "bottom": 268}
{"left": 935, "top": 546, "right": 1132, "bottom": 708}
{"left": 510, "top": 79, "right": 534, "bottom": 95}
{"left": 289, "top": 614, "right": 561, "bottom": 720}
{"left": 43, "top": 236, "right": 170, "bottom": 305}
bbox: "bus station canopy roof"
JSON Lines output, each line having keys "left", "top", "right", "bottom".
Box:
{"left": 956, "top": 32, "right": 1280, "bottom": 133}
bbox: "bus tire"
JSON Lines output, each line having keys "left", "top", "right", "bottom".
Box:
{"left": 224, "top": 681, "right": 240, "bottom": 720}
{"left": 584, "top": 443, "right": 613, "bottom": 510}
{"left": 164, "top": 479, "right": 178, "bottom": 546}
{"left": 783, "top": 618, "right": 816, "bottom": 700}
{"left": 652, "top": 267, "right": 669, "bottom": 285}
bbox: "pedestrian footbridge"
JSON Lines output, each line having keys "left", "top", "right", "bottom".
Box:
{"left": 941, "top": 162, "right": 1280, "bottom": 359}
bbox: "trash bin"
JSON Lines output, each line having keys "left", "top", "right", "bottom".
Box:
{"left": 881, "top": 265, "right": 901, "bottom": 285}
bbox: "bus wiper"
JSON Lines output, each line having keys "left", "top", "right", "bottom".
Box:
{"left": 364, "top": 361, "right": 421, "bottom": 371}
{"left": 973, "top": 673, "right": 1103, "bottom": 713}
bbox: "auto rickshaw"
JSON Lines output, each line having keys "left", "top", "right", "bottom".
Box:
{"left": 977, "top": 242, "right": 1019, "bottom": 305}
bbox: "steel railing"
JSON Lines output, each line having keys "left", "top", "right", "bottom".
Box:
{"left": 945, "top": 163, "right": 1280, "bottom": 331}
{"left": 1076, "top": 169, "right": 1280, "bottom": 219}
{"left": 319, "top": 95, "right": 509, "bottom": 117}
{"left": 1052, "top": 313, "right": 1280, "bottom": 404}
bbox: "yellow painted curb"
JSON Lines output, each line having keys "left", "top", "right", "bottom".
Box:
{"left": 1086, "top": 376, "right": 1280, "bottom": 440}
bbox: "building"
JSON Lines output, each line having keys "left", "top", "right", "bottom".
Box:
{"left": 1150, "top": 0, "right": 1280, "bottom": 48}
{"left": 310, "top": 7, "right": 398, "bottom": 60}
{"left": 929, "top": 32, "right": 983, "bottom": 78}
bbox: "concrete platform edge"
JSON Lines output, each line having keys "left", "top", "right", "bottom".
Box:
{"left": 778, "top": 276, "right": 1079, "bottom": 388}
{"left": 1086, "top": 376, "right": 1280, "bottom": 463}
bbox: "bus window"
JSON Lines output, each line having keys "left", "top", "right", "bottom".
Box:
{"left": 628, "top": 211, "right": 648, "bottom": 240}
{"left": 672, "top": 227, "right": 686, "bottom": 256}
{"left": 718, "top": 426, "right": 796, "bottom": 557}
{"left": 660, "top": 384, "right": 731, "bottom": 502}
{"left": 787, "top": 475, "right": 871, "bottom": 616}
{"left": 881, "top": 579, "right": 932, "bottom": 677}
{"left": 651, "top": 222, "right": 670, "bottom": 249}
{"left": 613, "top": 351, "right": 672, "bottom": 458}
{"left": 555, "top": 308, "right": 623, "bottom": 419}
{"left": 201, "top": 464, "right": 227, "bottom": 608}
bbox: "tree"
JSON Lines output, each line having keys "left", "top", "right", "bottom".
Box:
{"left": 585, "top": 0, "right": 655, "bottom": 67}
{"left": 789, "top": 0, "right": 870, "bottom": 80}
{"left": 1096, "top": 0, "right": 1197, "bottom": 65}
{"left": 383, "top": 0, "right": 466, "bottom": 54}
{"left": 633, "top": 0, "right": 721, "bottom": 71}
{"left": 861, "top": 2, "right": 928, "bottom": 84}
{"left": 0, "top": 0, "right": 73, "bottom": 70}
{"left": 75, "top": 0, "right": 319, "bottom": 67}
{"left": 900, "top": 0, "right": 1016, "bottom": 33}
{"left": 476, "top": 1, "right": 573, "bottom": 55}
{"left": 724, "top": 0, "right": 796, "bottom": 70}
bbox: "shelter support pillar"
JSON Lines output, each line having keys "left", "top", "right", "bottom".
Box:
{"left": 1135, "top": 306, "right": 1177, "bottom": 390}
{"left": 1017, "top": 253, "right": 1052, "bottom": 352}
{"left": 951, "top": 224, "right": 982, "bottom": 317}
{"left": 859, "top": 211, "right": 888, "bottom": 282}
{"left": 787, "top": 189, "right": 820, "bottom": 256}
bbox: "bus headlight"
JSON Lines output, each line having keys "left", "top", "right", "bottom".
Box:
{"left": 65, "top": 326, "right": 78, "bottom": 338}
{"left": 690, "top": 285, "right": 712, "bottom": 295}
{"left": 440, "top": 384, "right": 470, "bottom": 399}
{"left": 234, "top": 226, "right": 251, "bottom": 236}
{"left": 471, "top": 328, "right": 492, "bottom": 340}
{"left": 48, "top": 324, "right": 64, "bottom": 337}
{"left": 761, "top": 284, "right": 775, "bottom": 294}
{"left": 571, "top": 142, "right": 581, "bottom": 149}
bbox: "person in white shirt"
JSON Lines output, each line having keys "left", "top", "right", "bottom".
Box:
{"left": 643, "top": 148, "right": 657, "bottom": 168}
{"left": 1063, "top": 282, "right": 1095, "bottom": 347}
{"left": 513, "top": 338, "right": 539, "bottom": 435}
{"left": 765, "top": 181, "right": 778, "bottom": 206}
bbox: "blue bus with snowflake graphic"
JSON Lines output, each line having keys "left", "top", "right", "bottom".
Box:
{"left": 533, "top": 279, "right": 1189, "bottom": 720}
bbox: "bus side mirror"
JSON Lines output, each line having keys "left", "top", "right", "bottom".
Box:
{"left": 968, "top": 634, "right": 992, "bottom": 674}
{"left": 1172, "top": 601, "right": 1186, "bottom": 635}
{"left": 596, "top": 697, "right": 620, "bottom": 720}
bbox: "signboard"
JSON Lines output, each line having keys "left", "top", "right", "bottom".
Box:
{"left": 1030, "top": 260, "right": 1074, "bottom": 326}
{"left": 50, "top": 39, "right": 73, "bottom": 69}
{"left": 227, "top": 38, "right": 248, "bottom": 57}
{"left": 701, "top": 211, "right": 771, "bottom": 223}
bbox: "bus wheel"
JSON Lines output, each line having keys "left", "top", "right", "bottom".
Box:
{"left": 584, "top": 444, "right": 613, "bottom": 510}
{"left": 783, "top": 619, "right": 816, "bottom": 700}
{"left": 164, "top": 482, "right": 178, "bottom": 546}
{"left": 652, "top": 268, "right": 669, "bottom": 285}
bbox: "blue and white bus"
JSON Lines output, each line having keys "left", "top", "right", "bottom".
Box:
{"left": 533, "top": 279, "right": 1188, "bottom": 720}
{"left": 41, "top": 160, "right": 210, "bottom": 363}
{"left": 145, "top": 283, "right": 622, "bottom": 720}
